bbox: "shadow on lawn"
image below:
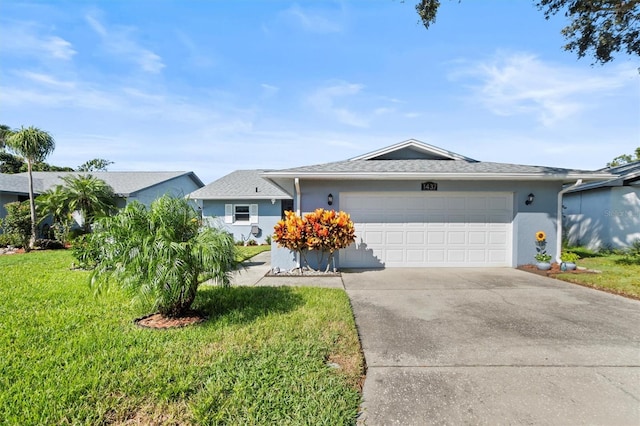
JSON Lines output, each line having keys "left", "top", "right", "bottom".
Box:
{"left": 194, "top": 286, "right": 304, "bottom": 325}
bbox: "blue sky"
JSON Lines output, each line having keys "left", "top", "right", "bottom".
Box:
{"left": 1, "top": 1, "right": 638, "bottom": 184}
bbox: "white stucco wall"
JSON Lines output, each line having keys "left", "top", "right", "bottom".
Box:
{"left": 271, "top": 179, "right": 562, "bottom": 269}
{"left": 564, "top": 186, "right": 640, "bottom": 249}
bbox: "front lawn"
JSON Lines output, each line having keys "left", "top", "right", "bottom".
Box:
{"left": 0, "top": 250, "right": 363, "bottom": 425}
{"left": 236, "top": 244, "right": 271, "bottom": 263}
{"left": 555, "top": 253, "right": 640, "bottom": 299}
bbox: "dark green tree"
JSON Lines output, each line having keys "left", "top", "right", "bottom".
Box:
{"left": 77, "top": 158, "right": 114, "bottom": 172}
{"left": 607, "top": 147, "right": 640, "bottom": 167}
{"left": 414, "top": 0, "right": 640, "bottom": 64}
{"left": 5, "top": 126, "right": 56, "bottom": 250}
{"left": 0, "top": 124, "right": 12, "bottom": 150}
{"left": 0, "top": 152, "right": 24, "bottom": 174}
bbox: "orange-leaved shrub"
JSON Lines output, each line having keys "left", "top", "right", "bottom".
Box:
{"left": 273, "top": 208, "right": 355, "bottom": 272}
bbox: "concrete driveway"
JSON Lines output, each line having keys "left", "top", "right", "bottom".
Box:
{"left": 342, "top": 268, "right": 640, "bottom": 425}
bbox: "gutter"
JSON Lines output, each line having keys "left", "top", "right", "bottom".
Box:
{"left": 556, "top": 179, "right": 582, "bottom": 263}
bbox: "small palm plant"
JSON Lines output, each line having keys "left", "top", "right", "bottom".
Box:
{"left": 90, "top": 195, "right": 237, "bottom": 318}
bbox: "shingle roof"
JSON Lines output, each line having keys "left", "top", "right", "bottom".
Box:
{"left": 262, "top": 140, "right": 613, "bottom": 182}
{"left": 188, "top": 170, "right": 292, "bottom": 200}
{"left": 566, "top": 160, "right": 640, "bottom": 193}
{"left": 10, "top": 171, "right": 203, "bottom": 196}
{"left": 264, "top": 159, "right": 612, "bottom": 181}
{"left": 0, "top": 173, "right": 30, "bottom": 195}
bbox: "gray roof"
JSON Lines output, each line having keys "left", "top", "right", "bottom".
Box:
{"left": 263, "top": 140, "right": 613, "bottom": 183}
{"left": 188, "top": 170, "right": 292, "bottom": 200}
{"left": 264, "top": 159, "right": 613, "bottom": 182}
{"left": 0, "top": 173, "right": 30, "bottom": 195}
{"left": 5, "top": 171, "right": 204, "bottom": 196}
{"left": 566, "top": 160, "right": 640, "bottom": 193}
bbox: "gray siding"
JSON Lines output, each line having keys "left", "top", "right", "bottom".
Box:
{"left": 127, "top": 175, "right": 201, "bottom": 207}
{"left": 202, "top": 199, "right": 283, "bottom": 245}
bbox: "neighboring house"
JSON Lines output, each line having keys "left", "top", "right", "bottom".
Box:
{"left": 563, "top": 160, "right": 640, "bottom": 249}
{"left": 261, "top": 139, "right": 612, "bottom": 270}
{"left": 0, "top": 171, "right": 204, "bottom": 227}
{"left": 0, "top": 173, "right": 30, "bottom": 223}
{"left": 188, "top": 170, "right": 293, "bottom": 245}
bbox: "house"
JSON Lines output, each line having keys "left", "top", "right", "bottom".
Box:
{"left": 261, "top": 139, "right": 612, "bottom": 269}
{"left": 187, "top": 170, "right": 292, "bottom": 245}
{"left": 0, "top": 173, "right": 30, "bottom": 220}
{"left": 0, "top": 171, "right": 204, "bottom": 227}
{"left": 563, "top": 160, "right": 640, "bottom": 249}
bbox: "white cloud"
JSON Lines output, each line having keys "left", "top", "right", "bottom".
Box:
{"left": 452, "top": 52, "right": 636, "bottom": 126}
{"left": 85, "top": 12, "right": 165, "bottom": 74}
{"left": 261, "top": 83, "right": 280, "bottom": 98}
{"left": 21, "top": 71, "right": 76, "bottom": 89}
{"left": 307, "top": 82, "right": 369, "bottom": 127}
{"left": 282, "top": 4, "right": 343, "bottom": 33}
{"left": 0, "top": 22, "right": 76, "bottom": 60}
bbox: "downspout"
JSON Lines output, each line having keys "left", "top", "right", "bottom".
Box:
{"left": 294, "top": 178, "right": 301, "bottom": 269}
{"left": 556, "top": 179, "right": 582, "bottom": 263}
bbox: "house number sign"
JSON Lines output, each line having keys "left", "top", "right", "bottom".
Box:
{"left": 421, "top": 182, "right": 438, "bottom": 191}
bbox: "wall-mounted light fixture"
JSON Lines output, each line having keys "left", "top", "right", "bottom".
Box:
{"left": 525, "top": 193, "right": 535, "bottom": 205}
{"left": 271, "top": 198, "right": 276, "bottom": 205}
{"left": 327, "top": 193, "right": 333, "bottom": 206}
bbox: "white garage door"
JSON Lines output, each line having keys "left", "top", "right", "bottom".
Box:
{"left": 340, "top": 192, "right": 513, "bottom": 267}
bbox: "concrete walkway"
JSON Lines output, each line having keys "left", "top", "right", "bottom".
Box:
{"left": 342, "top": 268, "right": 640, "bottom": 425}
{"left": 228, "top": 251, "right": 343, "bottom": 288}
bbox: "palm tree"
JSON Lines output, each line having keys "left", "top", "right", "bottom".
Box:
{"left": 6, "top": 126, "right": 55, "bottom": 250}
{"left": 36, "top": 185, "right": 71, "bottom": 242}
{"left": 90, "top": 195, "right": 237, "bottom": 318}
{"left": 59, "top": 174, "right": 117, "bottom": 233}
{"left": 0, "top": 124, "right": 13, "bottom": 150}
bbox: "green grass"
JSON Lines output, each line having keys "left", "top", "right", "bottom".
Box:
{"left": 236, "top": 244, "right": 271, "bottom": 262}
{"left": 555, "top": 253, "right": 640, "bottom": 299}
{"left": 0, "top": 250, "right": 363, "bottom": 425}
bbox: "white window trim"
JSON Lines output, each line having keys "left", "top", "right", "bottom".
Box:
{"left": 225, "top": 203, "right": 258, "bottom": 224}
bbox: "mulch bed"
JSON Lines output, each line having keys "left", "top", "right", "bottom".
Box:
{"left": 517, "top": 263, "right": 600, "bottom": 277}
{"left": 134, "top": 312, "right": 207, "bottom": 329}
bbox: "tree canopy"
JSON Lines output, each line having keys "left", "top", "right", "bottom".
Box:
{"left": 77, "top": 158, "right": 114, "bottom": 172}
{"left": 414, "top": 0, "right": 640, "bottom": 64}
{"left": 607, "top": 147, "right": 640, "bottom": 167}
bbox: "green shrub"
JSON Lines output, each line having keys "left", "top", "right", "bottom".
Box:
{"left": 71, "top": 233, "right": 101, "bottom": 269}
{"left": 0, "top": 232, "right": 22, "bottom": 248}
{"left": 560, "top": 251, "right": 580, "bottom": 263}
{"left": 1, "top": 201, "right": 31, "bottom": 249}
{"left": 246, "top": 239, "right": 257, "bottom": 246}
{"left": 264, "top": 234, "right": 272, "bottom": 245}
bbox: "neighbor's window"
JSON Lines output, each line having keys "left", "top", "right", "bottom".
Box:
{"left": 234, "top": 205, "right": 250, "bottom": 222}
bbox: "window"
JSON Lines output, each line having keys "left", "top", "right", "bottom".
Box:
{"left": 225, "top": 204, "right": 258, "bottom": 224}
{"left": 234, "top": 205, "right": 250, "bottom": 222}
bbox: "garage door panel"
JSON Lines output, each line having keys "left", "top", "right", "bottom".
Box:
{"left": 447, "top": 232, "right": 466, "bottom": 244}
{"left": 468, "top": 232, "right": 486, "bottom": 244}
{"left": 386, "top": 232, "right": 404, "bottom": 244}
{"left": 341, "top": 192, "right": 513, "bottom": 267}
{"left": 407, "top": 231, "right": 425, "bottom": 244}
{"left": 427, "top": 231, "right": 445, "bottom": 244}
{"left": 468, "top": 250, "right": 486, "bottom": 262}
